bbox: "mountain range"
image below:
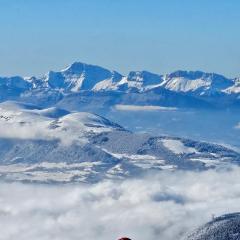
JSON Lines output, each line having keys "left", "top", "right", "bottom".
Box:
{"left": 1, "top": 62, "right": 240, "bottom": 110}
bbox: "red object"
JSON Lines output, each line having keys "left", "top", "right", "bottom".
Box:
{"left": 118, "top": 238, "right": 132, "bottom": 240}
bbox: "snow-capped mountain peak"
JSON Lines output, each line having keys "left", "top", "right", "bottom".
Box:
{"left": 44, "top": 61, "right": 123, "bottom": 92}
{"left": 61, "top": 61, "right": 86, "bottom": 74}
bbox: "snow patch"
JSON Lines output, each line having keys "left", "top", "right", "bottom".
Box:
{"left": 162, "top": 139, "right": 197, "bottom": 154}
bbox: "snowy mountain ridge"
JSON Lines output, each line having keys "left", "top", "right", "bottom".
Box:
{"left": 31, "top": 62, "right": 238, "bottom": 94}
{"left": 1, "top": 61, "right": 240, "bottom": 109}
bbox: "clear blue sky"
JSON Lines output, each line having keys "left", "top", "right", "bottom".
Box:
{"left": 0, "top": 0, "right": 239, "bottom": 77}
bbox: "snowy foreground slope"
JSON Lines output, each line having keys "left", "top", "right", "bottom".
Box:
{"left": 0, "top": 101, "right": 239, "bottom": 183}
{"left": 1, "top": 62, "right": 240, "bottom": 110}
{"left": 185, "top": 213, "right": 240, "bottom": 240}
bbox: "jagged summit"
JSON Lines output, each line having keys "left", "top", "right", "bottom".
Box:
{"left": 61, "top": 61, "right": 86, "bottom": 73}
{"left": 43, "top": 61, "right": 123, "bottom": 92}
{"left": 61, "top": 61, "right": 117, "bottom": 77}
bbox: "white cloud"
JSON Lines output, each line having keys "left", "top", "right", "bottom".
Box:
{"left": 115, "top": 104, "right": 178, "bottom": 111}
{"left": 0, "top": 168, "right": 240, "bottom": 240}
{"left": 235, "top": 123, "right": 240, "bottom": 129}
{"left": 0, "top": 119, "right": 87, "bottom": 146}
{"left": 0, "top": 121, "right": 54, "bottom": 140}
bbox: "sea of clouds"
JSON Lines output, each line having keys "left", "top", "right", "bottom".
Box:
{"left": 0, "top": 168, "right": 240, "bottom": 240}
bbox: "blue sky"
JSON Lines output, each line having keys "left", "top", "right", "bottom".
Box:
{"left": 0, "top": 0, "right": 239, "bottom": 77}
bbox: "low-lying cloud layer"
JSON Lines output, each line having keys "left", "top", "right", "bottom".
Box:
{"left": 115, "top": 104, "right": 178, "bottom": 111}
{"left": 1, "top": 168, "right": 240, "bottom": 240}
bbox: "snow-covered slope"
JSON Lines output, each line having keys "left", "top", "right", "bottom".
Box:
{"left": 0, "top": 101, "right": 239, "bottom": 183}
{"left": 185, "top": 213, "right": 240, "bottom": 240}
{"left": 115, "top": 71, "right": 164, "bottom": 92}
{"left": 0, "top": 101, "right": 123, "bottom": 142}
{"left": 0, "top": 61, "right": 240, "bottom": 109}
{"left": 163, "top": 70, "right": 234, "bottom": 95}
{"left": 224, "top": 78, "right": 240, "bottom": 94}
